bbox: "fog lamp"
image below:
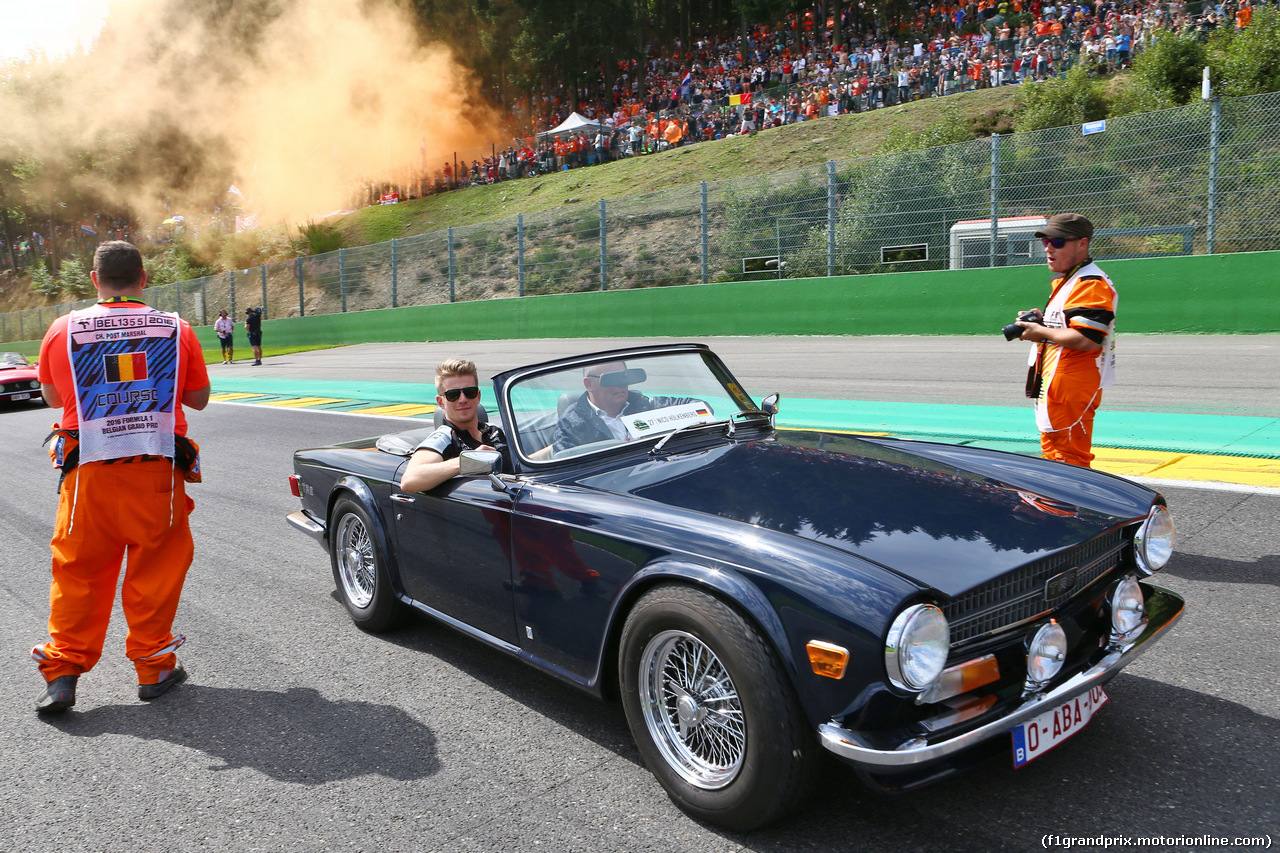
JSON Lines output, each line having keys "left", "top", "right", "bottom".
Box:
{"left": 1026, "top": 619, "right": 1067, "bottom": 687}
{"left": 1110, "top": 575, "right": 1147, "bottom": 643}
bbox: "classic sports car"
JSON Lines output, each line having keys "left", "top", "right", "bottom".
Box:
{"left": 0, "top": 352, "right": 43, "bottom": 406}
{"left": 287, "top": 343, "right": 1182, "bottom": 830}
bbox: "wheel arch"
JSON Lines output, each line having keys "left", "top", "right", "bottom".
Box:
{"left": 327, "top": 476, "right": 406, "bottom": 597}
{"left": 599, "top": 560, "right": 801, "bottom": 704}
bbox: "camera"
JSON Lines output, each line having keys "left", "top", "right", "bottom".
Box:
{"left": 1003, "top": 310, "right": 1043, "bottom": 341}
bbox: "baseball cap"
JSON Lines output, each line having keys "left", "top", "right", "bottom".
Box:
{"left": 1035, "top": 213, "right": 1094, "bottom": 240}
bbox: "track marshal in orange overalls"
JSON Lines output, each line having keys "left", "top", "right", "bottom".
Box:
{"left": 1014, "top": 213, "right": 1116, "bottom": 468}
{"left": 33, "top": 241, "right": 210, "bottom": 713}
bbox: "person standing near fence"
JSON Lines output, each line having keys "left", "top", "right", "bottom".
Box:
{"left": 214, "top": 309, "right": 235, "bottom": 363}
{"left": 1013, "top": 213, "right": 1116, "bottom": 468}
{"left": 32, "top": 240, "right": 209, "bottom": 713}
{"left": 244, "top": 307, "right": 263, "bottom": 366}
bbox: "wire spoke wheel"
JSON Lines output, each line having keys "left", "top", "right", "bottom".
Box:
{"left": 638, "top": 629, "right": 746, "bottom": 790}
{"left": 335, "top": 513, "right": 376, "bottom": 609}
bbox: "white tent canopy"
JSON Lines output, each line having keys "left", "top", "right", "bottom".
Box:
{"left": 537, "top": 111, "right": 602, "bottom": 139}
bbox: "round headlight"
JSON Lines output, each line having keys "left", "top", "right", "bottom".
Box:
{"left": 1110, "top": 575, "right": 1146, "bottom": 641}
{"left": 1026, "top": 619, "right": 1068, "bottom": 686}
{"left": 30, "top": 380, "right": 41, "bottom": 390}
{"left": 885, "top": 603, "right": 950, "bottom": 691}
{"left": 1134, "top": 504, "right": 1175, "bottom": 575}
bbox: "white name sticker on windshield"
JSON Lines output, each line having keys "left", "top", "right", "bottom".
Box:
{"left": 625, "top": 403, "right": 713, "bottom": 439}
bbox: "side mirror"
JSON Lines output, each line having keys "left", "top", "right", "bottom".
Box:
{"left": 761, "top": 393, "right": 780, "bottom": 417}
{"left": 458, "top": 449, "right": 502, "bottom": 476}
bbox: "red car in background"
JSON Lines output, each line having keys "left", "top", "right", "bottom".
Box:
{"left": 0, "top": 352, "right": 44, "bottom": 406}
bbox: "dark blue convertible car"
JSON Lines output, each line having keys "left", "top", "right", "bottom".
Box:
{"left": 287, "top": 343, "right": 1183, "bottom": 830}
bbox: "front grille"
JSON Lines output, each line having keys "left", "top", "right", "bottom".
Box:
{"left": 943, "top": 528, "right": 1128, "bottom": 645}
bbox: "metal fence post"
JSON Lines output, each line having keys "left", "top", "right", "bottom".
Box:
{"left": 600, "top": 199, "right": 608, "bottom": 290}
{"left": 1208, "top": 97, "right": 1220, "bottom": 255}
{"left": 827, "top": 160, "right": 836, "bottom": 277}
{"left": 391, "top": 238, "right": 398, "bottom": 308}
{"left": 228, "top": 271, "right": 236, "bottom": 319}
{"left": 296, "top": 257, "right": 304, "bottom": 317}
{"left": 990, "top": 133, "right": 1001, "bottom": 268}
{"left": 339, "top": 248, "right": 347, "bottom": 312}
{"left": 448, "top": 227, "right": 455, "bottom": 303}
{"left": 701, "top": 182, "right": 709, "bottom": 284}
{"left": 175, "top": 280, "right": 182, "bottom": 320}
{"left": 517, "top": 214, "right": 525, "bottom": 297}
{"left": 260, "top": 264, "right": 267, "bottom": 318}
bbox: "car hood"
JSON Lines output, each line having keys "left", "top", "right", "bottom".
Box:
{"left": 575, "top": 433, "right": 1153, "bottom": 597}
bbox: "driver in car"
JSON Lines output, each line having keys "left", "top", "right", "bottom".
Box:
{"left": 400, "top": 358, "right": 509, "bottom": 492}
{"left": 553, "top": 360, "right": 701, "bottom": 453}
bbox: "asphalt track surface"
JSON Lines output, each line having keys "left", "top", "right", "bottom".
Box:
{"left": 2, "top": 336, "right": 1277, "bottom": 852}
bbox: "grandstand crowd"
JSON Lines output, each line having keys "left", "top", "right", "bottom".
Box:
{"left": 425, "top": 0, "right": 1261, "bottom": 193}
{"left": 1, "top": 0, "right": 1265, "bottom": 275}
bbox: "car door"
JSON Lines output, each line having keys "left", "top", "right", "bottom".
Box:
{"left": 389, "top": 477, "right": 518, "bottom": 646}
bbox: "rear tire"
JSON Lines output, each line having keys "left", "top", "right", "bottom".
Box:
{"left": 619, "top": 585, "right": 817, "bottom": 831}
{"left": 329, "top": 496, "right": 405, "bottom": 632}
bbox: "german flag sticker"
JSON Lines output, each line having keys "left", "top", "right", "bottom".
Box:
{"left": 104, "top": 351, "right": 147, "bottom": 383}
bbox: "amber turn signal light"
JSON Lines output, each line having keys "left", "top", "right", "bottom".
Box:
{"left": 806, "top": 640, "right": 849, "bottom": 679}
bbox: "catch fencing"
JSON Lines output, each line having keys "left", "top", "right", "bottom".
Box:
{"left": 3, "top": 91, "right": 1278, "bottom": 343}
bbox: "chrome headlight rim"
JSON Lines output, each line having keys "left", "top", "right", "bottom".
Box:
{"left": 884, "top": 603, "right": 951, "bottom": 692}
{"left": 1109, "top": 574, "right": 1147, "bottom": 644}
{"left": 1134, "top": 504, "right": 1175, "bottom": 575}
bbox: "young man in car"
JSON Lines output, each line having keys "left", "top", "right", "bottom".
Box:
{"left": 399, "top": 358, "right": 508, "bottom": 493}
{"left": 1014, "top": 213, "right": 1117, "bottom": 468}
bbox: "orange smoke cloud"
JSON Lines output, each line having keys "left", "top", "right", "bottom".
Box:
{"left": 7, "top": 0, "right": 503, "bottom": 227}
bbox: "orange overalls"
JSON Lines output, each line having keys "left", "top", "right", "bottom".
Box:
{"left": 33, "top": 304, "right": 208, "bottom": 686}
{"left": 1029, "top": 263, "right": 1117, "bottom": 468}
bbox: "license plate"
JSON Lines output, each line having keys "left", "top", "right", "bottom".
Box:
{"left": 9, "top": 392, "right": 31, "bottom": 401}
{"left": 1011, "top": 686, "right": 1108, "bottom": 768}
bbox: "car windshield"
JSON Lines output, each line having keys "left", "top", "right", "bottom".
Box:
{"left": 505, "top": 350, "right": 760, "bottom": 461}
{"left": 1, "top": 352, "right": 30, "bottom": 367}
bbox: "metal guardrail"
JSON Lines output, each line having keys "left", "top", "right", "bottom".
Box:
{"left": 4, "top": 91, "right": 1278, "bottom": 342}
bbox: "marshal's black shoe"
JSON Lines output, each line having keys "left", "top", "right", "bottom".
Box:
{"left": 36, "top": 674, "right": 78, "bottom": 714}
{"left": 138, "top": 662, "right": 187, "bottom": 701}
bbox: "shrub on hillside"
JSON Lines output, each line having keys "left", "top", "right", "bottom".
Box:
{"left": 57, "top": 257, "right": 94, "bottom": 297}
{"left": 298, "top": 220, "right": 344, "bottom": 255}
{"left": 29, "top": 262, "right": 60, "bottom": 297}
{"left": 1015, "top": 64, "right": 1109, "bottom": 131}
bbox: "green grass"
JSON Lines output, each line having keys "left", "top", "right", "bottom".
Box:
{"left": 341, "top": 89, "right": 1021, "bottom": 246}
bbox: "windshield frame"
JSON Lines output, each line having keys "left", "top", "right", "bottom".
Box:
{"left": 494, "top": 344, "right": 764, "bottom": 470}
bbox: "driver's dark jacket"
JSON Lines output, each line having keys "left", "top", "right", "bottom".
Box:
{"left": 553, "top": 391, "right": 698, "bottom": 452}
{"left": 416, "top": 418, "right": 511, "bottom": 471}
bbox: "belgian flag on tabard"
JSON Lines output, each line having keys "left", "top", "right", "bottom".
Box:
{"left": 104, "top": 351, "right": 148, "bottom": 383}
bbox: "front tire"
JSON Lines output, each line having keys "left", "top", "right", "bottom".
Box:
{"left": 329, "top": 496, "right": 405, "bottom": 632}
{"left": 619, "top": 585, "right": 817, "bottom": 831}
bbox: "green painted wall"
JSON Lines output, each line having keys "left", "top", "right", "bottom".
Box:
{"left": 191, "top": 249, "right": 1276, "bottom": 349}
{"left": 9, "top": 250, "right": 1276, "bottom": 357}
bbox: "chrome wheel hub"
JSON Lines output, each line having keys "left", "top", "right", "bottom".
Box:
{"left": 638, "top": 630, "right": 746, "bottom": 790}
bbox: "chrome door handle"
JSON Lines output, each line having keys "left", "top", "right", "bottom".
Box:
{"left": 390, "top": 494, "right": 416, "bottom": 503}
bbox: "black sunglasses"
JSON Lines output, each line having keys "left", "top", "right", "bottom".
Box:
{"left": 442, "top": 386, "right": 480, "bottom": 402}
{"left": 1041, "top": 236, "right": 1080, "bottom": 249}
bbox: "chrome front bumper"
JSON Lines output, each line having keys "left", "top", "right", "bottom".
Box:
{"left": 818, "top": 583, "right": 1185, "bottom": 771}
{"left": 287, "top": 510, "right": 328, "bottom": 548}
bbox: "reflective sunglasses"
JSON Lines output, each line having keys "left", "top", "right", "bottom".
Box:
{"left": 1041, "top": 236, "right": 1079, "bottom": 249}
{"left": 442, "top": 386, "right": 480, "bottom": 402}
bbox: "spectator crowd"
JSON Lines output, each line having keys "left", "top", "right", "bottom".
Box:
{"left": 419, "top": 0, "right": 1262, "bottom": 194}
